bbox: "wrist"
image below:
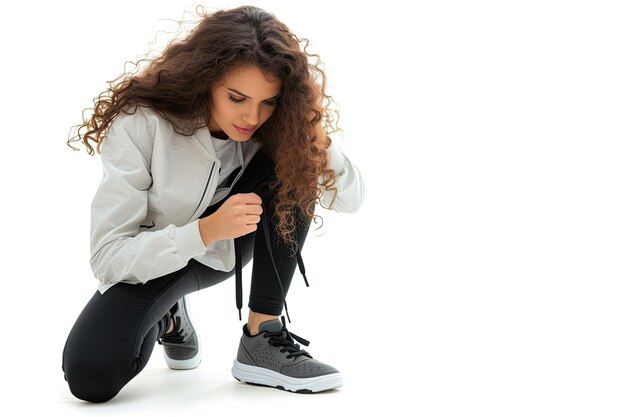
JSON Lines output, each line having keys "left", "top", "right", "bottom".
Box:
{"left": 198, "top": 216, "right": 218, "bottom": 246}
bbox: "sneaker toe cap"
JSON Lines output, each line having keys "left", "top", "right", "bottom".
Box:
{"left": 283, "top": 358, "right": 340, "bottom": 378}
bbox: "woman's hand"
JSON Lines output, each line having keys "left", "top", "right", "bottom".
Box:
{"left": 198, "top": 193, "right": 263, "bottom": 245}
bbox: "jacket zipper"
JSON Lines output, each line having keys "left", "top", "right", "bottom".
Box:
{"left": 184, "top": 161, "right": 216, "bottom": 224}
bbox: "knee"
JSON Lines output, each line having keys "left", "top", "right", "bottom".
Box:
{"left": 63, "top": 359, "right": 122, "bottom": 403}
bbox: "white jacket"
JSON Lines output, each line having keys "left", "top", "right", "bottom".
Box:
{"left": 91, "top": 105, "right": 365, "bottom": 294}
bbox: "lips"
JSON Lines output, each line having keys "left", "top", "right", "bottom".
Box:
{"left": 234, "top": 124, "right": 255, "bottom": 134}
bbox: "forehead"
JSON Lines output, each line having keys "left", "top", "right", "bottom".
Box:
{"left": 219, "top": 65, "right": 281, "bottom": 95}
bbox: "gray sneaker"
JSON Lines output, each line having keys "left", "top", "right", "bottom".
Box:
{"left": 157, "top": 295, "right": 202, "bottom": 370}
{"left": 231, "top": 316, "right": 342, "bottom": 393}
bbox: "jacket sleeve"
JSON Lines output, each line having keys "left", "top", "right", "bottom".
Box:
{"left": 89, "top": 116, "right": 208, "bottom": 287}
{"left": 318, "top": 138, "right": 365, "bottom": 213}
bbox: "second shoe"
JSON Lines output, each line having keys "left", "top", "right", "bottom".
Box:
{"left": 157, "top": 295, "right": 202, "bottom": 370}
{"left": 231, "top": 316, "right": 343, "bottom": 393}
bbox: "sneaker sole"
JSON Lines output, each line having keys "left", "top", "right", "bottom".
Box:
{"left": 231, "top": 359, "right": 343, "bottom": 393}
{"left": 163, "top": 295, "right": 202, "bottom": 370}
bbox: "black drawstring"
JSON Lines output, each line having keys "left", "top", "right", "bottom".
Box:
{"left": 234, "top": 201, "right": 309, "bottom": 324}
{"left": 235, "top": 231, "right": 243, "bottom": 321}
{"left": 296, "top": 250, "right": 308, "bottom": 287}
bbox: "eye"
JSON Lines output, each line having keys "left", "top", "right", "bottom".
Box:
{"left": 228, "top": 95, "right": 245, "bottom": 104}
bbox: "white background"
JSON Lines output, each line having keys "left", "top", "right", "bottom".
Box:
{"left": 1, "top": 0, "right": 625, "bottom": 415}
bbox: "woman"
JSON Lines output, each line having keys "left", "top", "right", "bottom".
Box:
{"left": 62, "top": 4, "right": 364, "bottom": 402}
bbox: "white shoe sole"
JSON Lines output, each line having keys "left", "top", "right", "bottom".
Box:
{"left": 231, "top": 359, "right": 343, "bottom": 393}
{"left": 163, "top": 295, "right": 202, "bottom": 370}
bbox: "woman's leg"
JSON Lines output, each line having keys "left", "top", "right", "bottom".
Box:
{"left": 193, "top": 149, "right": 313, "bottom": 326}
{"left": 227, "top": 155, "right": 341, "bottom": 392}
{"left": 61, "top": 261, "right": 228, "bottom": 403}
{"left": 246, "top": 187, "right": 312, "bottom": 323}
{"left": 62, "top": 150, "right": 311, "bottom": 402}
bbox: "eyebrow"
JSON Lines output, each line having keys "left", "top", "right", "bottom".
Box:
{"left": 227, "top": 88, "right": 280, "bottom": 101}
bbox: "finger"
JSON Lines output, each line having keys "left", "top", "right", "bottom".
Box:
{"left": 244, "top": 192, "right": 262, "bottom": 204}
{"left": 245, "top": 214, "right": 261, "bottom": 224}
{"left": 239, "top": 224, "right": 257, "bottom": 237}
{"left": 245, "top": 205, "right": 263, "bottom": 215}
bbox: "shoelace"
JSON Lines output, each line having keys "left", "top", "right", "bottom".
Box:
{"left": 263, "top": 316, "right": 313, "bottom": 360}
{"left": 157, "top": 315, "right": 187, "bottom": 345}
{"left": 234, "top": 200, "right": 309, "bottom": 324}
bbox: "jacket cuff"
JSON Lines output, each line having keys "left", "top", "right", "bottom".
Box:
{"left": 173, "top": 219, "right": 209, "bottom": 259}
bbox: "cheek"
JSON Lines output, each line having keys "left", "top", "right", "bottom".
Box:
{"left": 262, "top": 107, "right": 277, "bottom": 122}
{"left": 213, "top": 100, "right": 232, "bottom": 120}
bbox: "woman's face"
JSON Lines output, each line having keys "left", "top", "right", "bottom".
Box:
{"left": 208, "top": 64, "right": 282, "bottom": 141}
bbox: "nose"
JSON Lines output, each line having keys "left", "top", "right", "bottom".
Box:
{"left": 243, "top": 104, "right": 260, "bottom": 126}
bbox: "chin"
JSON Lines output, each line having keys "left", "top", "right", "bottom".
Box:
{"left": 230, "top": 136, "right": 251, "bottom": 142}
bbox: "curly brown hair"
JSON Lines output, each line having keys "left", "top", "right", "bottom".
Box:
{"left": 66, "top": 4, "right": 342, "bottom": 257}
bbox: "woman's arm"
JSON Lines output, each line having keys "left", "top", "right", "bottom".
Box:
{"left": 90, "top": 114, "right": 209, "bottom": 287}
{"left": 313, "top": 122, "right": 365, "bottom": 213}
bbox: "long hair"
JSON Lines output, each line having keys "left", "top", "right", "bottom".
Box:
{"left": 66, "top": 4, "right": 342, "bottom": 256}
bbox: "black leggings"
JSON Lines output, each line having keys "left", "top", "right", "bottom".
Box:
{"left": 62, "top": 150, "right": 313, "bottom": 403}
